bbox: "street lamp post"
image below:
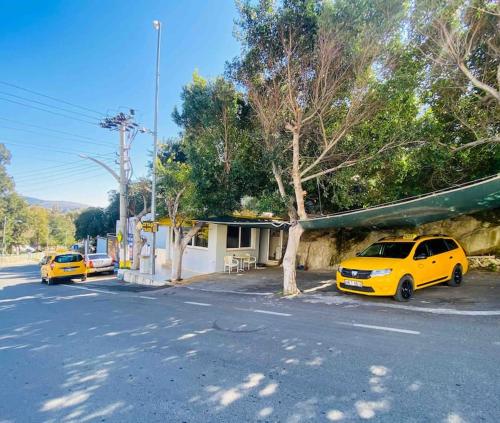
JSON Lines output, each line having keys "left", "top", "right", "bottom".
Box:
{"left": 151, "top": 19, "right": 162, "bottom": 275}
{"left": 2, "top": 216, "right": 7, "bottom": 255}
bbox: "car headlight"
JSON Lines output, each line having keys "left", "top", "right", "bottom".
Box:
{"left": 370, "top": 269, "right": 392, "bottom": 277}
{"left": 338, "top": 266, "right": 343, "bottom": 273}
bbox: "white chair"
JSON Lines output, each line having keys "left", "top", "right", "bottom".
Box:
{"left": 244, "top": 253, "right": 257, "bottom": 270}
{"left": 224, "top": 255, "right": 239, "bottom": 273}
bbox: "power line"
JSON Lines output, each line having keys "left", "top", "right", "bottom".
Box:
{"left": 17, "top": 173, "right": 111, "bottom": 195}
{"left": 13, "top": 156, "right": 118, "bottom": 179}
{"left": 12, "top": 153, "right": 118, "bottom": 177}
{"left": 16, "top": 171, "right": 111, "bottom": 192}
{"left": 0, "top": 116, "right": 114, "bottom": 144}
{"left": 13, "top": 162, "right": 96, "bottom": 180}
{"left": 0, "top": 80, "right": 105, "bottom": 116}
{"left": 0, "top": 90, "right": 103, "bottom": 121}
{"left": 0, "top": 124, "right": 117, "bottom": 149}
{"left": 0, "top": 97, "right": 98, "bottom": 125}
{"left": 0, "top": 139, "right": 117, "bottom": 157}
{"left": 15, "top": 167, "right": 112, "bottom": 189}
{"left": 12, "top": 159, "right": 100, "bottom": 177}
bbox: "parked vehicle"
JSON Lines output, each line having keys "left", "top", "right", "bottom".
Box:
{"left": 336, "top": 235, "right": 468, "bottom": 301}
{"left": 86, "top": 253, "right": 114, "bottom": 275}
{"left": 40, "top": 252, "right": 87, "bottom": 285}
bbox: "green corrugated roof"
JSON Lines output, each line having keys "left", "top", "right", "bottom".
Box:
{"left": 197, "top": 216, "right": 288, "bottom": 229}
{"left": 300, "top": 174, "right": 500, "bottom": 230}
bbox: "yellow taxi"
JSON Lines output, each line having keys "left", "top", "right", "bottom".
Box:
{"left": 40, "top": 251, "right": 87, "bottom": 285}
{"left": 337, "top": 235, "right": 468, "bottom": 301}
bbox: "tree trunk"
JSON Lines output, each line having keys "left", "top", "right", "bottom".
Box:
{"left": 131, "top": 208, "right": 150, "bottom": 271}
{"left": 131, "top": 217, "right": 143, "bottom": 270}
{"left": 282, "top": 221, "right": 304, "bottom": 295}
{"left": 171, "top": 234, "right": 184, "bottom": 282}
{"left": 291, "top": 130, "right": 307, "bottom": 219}
{"left": 170, "top": 222, "right": 203, "bottom": 282}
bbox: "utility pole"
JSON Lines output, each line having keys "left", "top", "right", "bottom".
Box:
{"left": 93, "top": 110, "right": 141, "bottom": 268}
{"left": 151, "top": 19, "right": 162, "bottom": 275}
{"left": 119, "top": 124, "right": 128, "bottom": 267}
{"left": 2, "top": 216, "right": 6, "bottom": 255}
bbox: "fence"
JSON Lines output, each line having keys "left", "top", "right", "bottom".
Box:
{"left": 0, "top": 252, "right": 44, "bottom": 267}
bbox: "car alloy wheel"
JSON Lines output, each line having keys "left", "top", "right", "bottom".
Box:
{"left": 453, "top": 266, "right": 462, "bottom": 285}
{"left": 394, "top": 277, "right": 414, "bottom": 302}
{"left": 401, "top": 280, "right": 413, "bottom": 299}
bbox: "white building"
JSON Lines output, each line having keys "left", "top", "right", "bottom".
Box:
{"left": 139, "top": 216, "right": 288, "bottom": 278}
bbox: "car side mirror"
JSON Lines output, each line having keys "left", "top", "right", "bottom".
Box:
{"left": 414, "top": 253, "right": 427, "bottom": 260}
{"left": 355, "top": 252, "right": 361, "bottom": 256}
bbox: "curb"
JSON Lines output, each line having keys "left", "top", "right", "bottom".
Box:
{"left": 118, "top": 269, "right": 170, "bottom": 287}
{"left": 301, "top": 293, "right": 500, "bottom": 316}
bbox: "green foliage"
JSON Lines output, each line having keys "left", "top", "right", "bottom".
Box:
{"left": 25, "top": 206, "right": 49, "bottom": 248}
{"left": 232, "top": 0, "right": 498, "bottom": 215}
{"left": 74, "top": 208, "right": 109, "bottom": 239}
{"left": 48, "top": 212, "right": 75, "bottom": 247}
{"left": 0, "top": 144, "right": 13, "bottom": 198}
{"left": 156, "top": 144, "right": 199, "bottom": 221}
{"left": 171, "top": 73, "right": 272, "bottom": 216}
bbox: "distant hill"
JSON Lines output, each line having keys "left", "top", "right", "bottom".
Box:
{"left": 23, "top": 196, "right": 89, "bottom": 212}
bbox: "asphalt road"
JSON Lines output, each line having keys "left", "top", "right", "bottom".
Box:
{"left": 0, "top": 264, "right": 499, "bottom": 423}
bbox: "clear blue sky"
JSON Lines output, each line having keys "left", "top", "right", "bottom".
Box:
{"left": 0, "top": 0, "right": 240, "bottom": 207}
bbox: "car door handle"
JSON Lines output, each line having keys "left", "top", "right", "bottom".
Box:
{"left": 432, "top": 260, "right": 436, "bottom": 264}
{"left": 449, "top": 256, "right": 453, "bottom": 259}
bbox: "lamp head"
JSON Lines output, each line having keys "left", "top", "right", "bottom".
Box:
{"left": 153, "top": 20, "right": 161, "bottom": 30}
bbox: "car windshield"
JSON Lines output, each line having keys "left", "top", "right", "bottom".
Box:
{"left": 359, "top": 242, "right": 415, "bottom": 259}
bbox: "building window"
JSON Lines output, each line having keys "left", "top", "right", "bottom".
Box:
{"left": 172, "top": 224, "right": 209, "bottom": 249}
{"left": 240, "top": 227, "right": 251, "bottom": 248}
{"left": 226, "top": 226, "right": 252, "bottom": 249}
{"left": 192, "top": 224, "right": 209, "bottom": 248}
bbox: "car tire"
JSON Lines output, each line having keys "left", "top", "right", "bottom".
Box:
{"left": 81, "top": 275, "right": 87, "bottom": 282}
{"left": 47, "top": 278, "right": 52, "bottom": 285}
{"left": 394, "top": 276, "right": 414, "bottom": 302}
{"left": 448, "top": 264, "right": 463, "bottom": 287}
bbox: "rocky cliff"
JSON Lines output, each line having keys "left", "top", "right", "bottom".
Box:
{"left": 297, "top": 211, "right": 500, "bottom": 270}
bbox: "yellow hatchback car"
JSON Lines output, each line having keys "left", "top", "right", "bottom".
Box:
{"left": 337, "top": 235, "right": 468, "bottom": 301}
{"left": 40, "top": 252, "right": 87, "bottom": 285}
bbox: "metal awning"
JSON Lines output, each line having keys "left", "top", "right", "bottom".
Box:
{"left": 197, "top": 216, "right": 288, "bottom": 229}
{"left": 157, "top": 216, "right": 288, "bottom": 229}
{"left": 300, "top": 174, "right": 500, "bottom": 230}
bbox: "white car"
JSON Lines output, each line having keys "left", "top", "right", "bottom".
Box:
{"left": 86, "top": 253, "right": 115, "bottom": 275}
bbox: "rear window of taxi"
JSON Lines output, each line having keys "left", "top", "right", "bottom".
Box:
{"left": 54, "top": 254, "right": 84, "bottom": 263}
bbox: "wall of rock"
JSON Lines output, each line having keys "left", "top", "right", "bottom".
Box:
{"left": 296, "top": 211, "right": 500, "bottom": 270}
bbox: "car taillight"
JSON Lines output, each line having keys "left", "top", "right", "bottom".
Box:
{"left": 50, "top": 262, "right": 55, "bottom": 270}
{"left": 89, "top": 260, "right": 94, "bottom": 268}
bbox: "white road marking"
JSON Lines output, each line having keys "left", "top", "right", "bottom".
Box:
{"left": 0, "top": 295, "right": 38, "bottom": 303}
{"left": 183, "top": 286, "right": 273, "bottom": 296}
{"left": 62, "top": 284, "right": 118, "bottom": 295}
{"left": 253, "top": 309, "right": 292, "bottom": 317}
{"left": 184, "top": 301, "right": 212, "bottom": 307}
{"left": 350, "top": 323, "right": 420, "bottom": 335}
{"left": 303, "top": 280, "right": 335, "bottom": 293}
{"left": 303, "top": 295, "right": 500, "bottom": 316}
{"left": 139, "top": 296, "right": 157, "bottom": 300}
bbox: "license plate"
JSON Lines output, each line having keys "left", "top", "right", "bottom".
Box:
{"left": 63, "top": 268, "right": 76, "bottom": 272}
{"left": 344, "top": 280, "right": 363, "bottom": 287}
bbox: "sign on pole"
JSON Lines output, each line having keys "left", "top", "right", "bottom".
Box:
{"left": 141, "top": 221, "right": 159, "bottom": 233}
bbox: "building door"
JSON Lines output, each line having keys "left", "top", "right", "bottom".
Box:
{"left": 268, "top": 229, "right": 282, "bottom": 261}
